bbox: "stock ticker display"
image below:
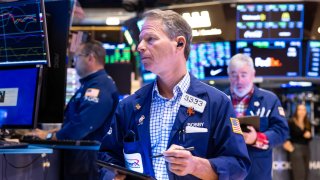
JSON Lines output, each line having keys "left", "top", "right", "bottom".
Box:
{"left": 236, "top": 40, "right": 302, "bottom": 77}
{"left": 141, "top": 42, "right": 231, "bottom": 82}
{"left": 187, "top": 42, "right": 231, "bottom": 79}
{"left": 103, "top": 43, "right": 131, "bottom": 64}
{"left": 0, "top": 0, "right": 48, "bottom": 66}
{"left": 236, "top": 4, "right": 304, "bottom": 40}
{"left": 305, "top": 41, "right": 320, "bottom": 77}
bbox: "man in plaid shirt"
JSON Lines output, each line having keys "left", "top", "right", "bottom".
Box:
{"left": 225, "top": 54, "right": 289, "bottom": 180}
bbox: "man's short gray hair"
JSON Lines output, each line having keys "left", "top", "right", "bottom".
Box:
{"left": 142, "top": 9, "right": 193, "bottom": 59}
{"left": 81, "top": 40, "right": 106, "bottom": 66}
{"left": 227, "top": 53, "right": 255, "bottom": 74}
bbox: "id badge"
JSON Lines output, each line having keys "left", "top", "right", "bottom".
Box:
{"left": 180, "top": 93, "right": 206, "bottom": 113}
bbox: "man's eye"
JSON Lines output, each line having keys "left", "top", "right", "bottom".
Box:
{"left": 147, "top": 37, "right": 155, "bottom": 42}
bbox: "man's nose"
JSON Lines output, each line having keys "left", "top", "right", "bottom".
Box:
{"left": 137, "top": 41, "right": 145, "bottom": 52}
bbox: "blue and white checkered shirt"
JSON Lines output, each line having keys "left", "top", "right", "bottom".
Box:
{"left": 150, "top": 73, "right": 190, "bottom": 180}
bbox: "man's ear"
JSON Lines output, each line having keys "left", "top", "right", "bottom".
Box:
{"left": 177, "top": 42, "right": 184, "bottom": 47}
{"left": 176, "top": 36, "right": 186, "bottom": 48}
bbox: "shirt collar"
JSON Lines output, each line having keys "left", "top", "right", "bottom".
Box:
{"left": 79, "top": 69, "right": 106, "bottom": 84}
{"left": 152, "top": 73, "right": 190, "bottom": 100}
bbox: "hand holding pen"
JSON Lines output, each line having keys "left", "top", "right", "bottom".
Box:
{"left": 151, "top": 146, "right": 194, "bottom": 158}
{"left": 158, "top": 144, "right": 198, "bottom": 177}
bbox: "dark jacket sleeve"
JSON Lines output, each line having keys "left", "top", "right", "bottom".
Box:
{"left": 264, "top": 96, "right": 289, "bottom": 148}
{"left": 207, "top": 93, "right": 251, "bottom": 180}
{"left": 99, "top": 101, "right": 127, "bottom": 166}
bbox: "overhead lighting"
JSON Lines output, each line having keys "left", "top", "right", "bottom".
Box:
{"left": 281, "top": 81, "right": 312, "bottom": 88}
{"left": 124, "top": 30, "right": 133, "bottom": 45}
{"left": 106, "top": 17, "right": 120, "bottom": 25}
{"left": 192, "top": 28, "right": 222, "bottom": 36}
{"left": 182, "top": 11, "right": 211, "bottom": 28}
{"left": 318, "top": 27, "right": 320, "bottom": 34}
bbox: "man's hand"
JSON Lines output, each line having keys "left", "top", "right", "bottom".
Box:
{"left": 33, "top": 128, "right": 49, "bottom": 139}
{"left": 163, "top": 144, "right": 196, "bottom": 176}
{"left": 243, "top": 126, "right": 257, "bottom": 145}
{"left": 163, "top": 144, "right": 217, "bottom": 180}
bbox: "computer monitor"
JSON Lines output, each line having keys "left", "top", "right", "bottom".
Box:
{"left": 187, "top": 41, "right": 232, "bottom": 79}
{"left": 0, "top": 0, "right": 50, "bottom": 66}
{"left": 141, "top": 41, "right": 232, "bottom": 83}
{"left": 236, "top": 3, "right": 304, "bottom": 40}
{"left": 236, "top": 40, "right": 302, "bottom": 78}
{"left": 37, "top": 0, "right": 73, "bottom": 124}
{"left": 305, "top": 41, "right": 320, "bottom": 77}
{"left": 0, "top": 66, "right": 42, "bottom": 129}
{"left": 103, "top": 43, "right": 131, "bottom": 64}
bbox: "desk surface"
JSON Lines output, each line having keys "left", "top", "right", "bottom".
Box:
{"left": 0, "top": 145, "right": 53, "bottom": 154}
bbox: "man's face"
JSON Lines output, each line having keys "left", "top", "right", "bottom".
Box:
{"left": 74, "top": 45, "right": 89, "bottom": 78}
{"left": 137, "top": 19, "right": 177, "bottom": 75}
{"left": 228, "top": 63, "right": 255, "bottom": 97}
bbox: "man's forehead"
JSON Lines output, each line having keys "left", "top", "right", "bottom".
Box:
{"left": 139, "top": 21, "right": 165, "bottom": 38}
{"left": 141, "top": 19, "right": 163, "bottom": 31}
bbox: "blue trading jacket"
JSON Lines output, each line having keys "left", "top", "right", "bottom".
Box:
{"left": 56, "top": 69, "right": 119, "bottom": 141}
{"left": 225, "top": 86, "right": 289, "bottom": 180}
{"left": 100, "top": 74, "right": 250, "bottom": 180}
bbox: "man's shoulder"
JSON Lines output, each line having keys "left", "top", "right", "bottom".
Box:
{"left": 118, "top": 83, "right": 153, "bottom": 104}
{"left": 191, "top": 80, "right": 230, "bottom": 101}
{"left": 255, "top": 87, "right": 278, "bottom": 99}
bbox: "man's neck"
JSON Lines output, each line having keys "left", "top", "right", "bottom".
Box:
{"left": 79, "top": 67, "right": 103, "bottom": 79}
{"left": 157, "top": 69, "right": 187, "bottom": 99}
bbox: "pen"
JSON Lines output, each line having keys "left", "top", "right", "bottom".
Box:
{"left": 150, "top": 146, "right": 195, "bottom": 158}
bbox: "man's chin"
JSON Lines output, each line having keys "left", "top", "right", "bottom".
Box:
{"left": 234, "top": 89, "right": 248, "bottom": 98}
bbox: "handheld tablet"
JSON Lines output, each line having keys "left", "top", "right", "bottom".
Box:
{"left": 96, "top": 160, "right": 155, "bottom": 180}
{"left": 237, "top": 116, "right": 260, "bottom": 132}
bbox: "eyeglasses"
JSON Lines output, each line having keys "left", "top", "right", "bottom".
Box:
{"left": 73, "top": 53, "right": 88, "bottom": 62}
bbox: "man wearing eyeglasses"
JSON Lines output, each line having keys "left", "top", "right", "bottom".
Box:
{"left": 33, "top": 40, "right": 119, "bottom": 180}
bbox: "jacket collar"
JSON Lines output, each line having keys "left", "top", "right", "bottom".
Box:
{"left": 130, "top": 73, "right": 208, "bottom": 150}
{"left": 79, "top": 69, "right": 106, "bottom": 84}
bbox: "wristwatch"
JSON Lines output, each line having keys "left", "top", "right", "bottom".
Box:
{"left": 46, "top": 132, "right": 53, "bottom": 140}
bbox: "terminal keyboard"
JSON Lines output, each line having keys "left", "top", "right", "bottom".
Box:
{"left": 0, "top": 140, "right": 29, "bottom": 149}
{"left": 20, "top": 136, "right": 101, "bottom": 146}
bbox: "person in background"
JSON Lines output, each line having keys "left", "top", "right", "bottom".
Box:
{"left": 225, "top": 53, "right": 289, "bottom": 180}
{"left": 283, "top": 103, "right": 312, "bottom": 180}
{"left": 99, "top": 9, "right": 250, "bottom": 180}
{"left": 33, "top": 40, "right": 119, "bottom": 180}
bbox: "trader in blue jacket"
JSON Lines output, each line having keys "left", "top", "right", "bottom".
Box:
{"left": 100, "top": 9, "right": 250, "bottom": 180}
{"left": 224, "top": 53, "right": 289, "bottom": 180}
{"left": 34, "top": 40, "right": 119, "bottom": 180}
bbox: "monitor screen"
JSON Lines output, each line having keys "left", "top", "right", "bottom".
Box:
{"left": 37, "top": 0, "right": 73, "bottom": 124}
{"left": 140, "top": 41, "right": 232, "bottom": 82}
{"left": 187, "top": 41, "right": 232, "bottom": 79}
{"left": 103, "top": 43, "right": 131, "bottom": 64}
{"left": 0, "top": 0, "right": 50, "bottom": 66}
{"left": 236, "top": 4, "right": 304, "bottom": 40}
{"left": 236, "top": 40, "right": 302, "bottom": 77}
{"left": 305, "top": 41, "right": 320, "bottom": 77}
{"left": 0, "top": 66, "right": 42, "bottom": 129}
